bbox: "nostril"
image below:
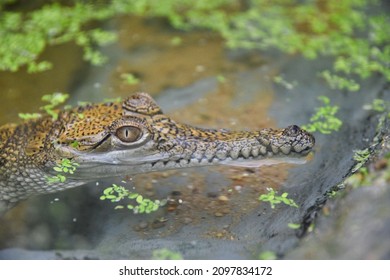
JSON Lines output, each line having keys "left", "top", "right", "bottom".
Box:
{"left": 290, "top": 125, "right": 300, "bottom": 134}
{"left": 284, "top": 125, "right": 301, "bottom": 137}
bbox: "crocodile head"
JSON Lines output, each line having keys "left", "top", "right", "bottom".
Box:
{"left": 54, "top": 93, "right": 315, "bottom": 180}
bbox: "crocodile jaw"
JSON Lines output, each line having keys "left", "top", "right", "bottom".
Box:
{"left": 0, "top": 93, "right": 315, "bottom": 208}
{"left": 52, "top": 93, "right": 314, "bottom": 180}
{"left": 58, "top": 125, "right": 314, "bottom": 180}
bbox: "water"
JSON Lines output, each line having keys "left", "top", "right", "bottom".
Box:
{"left": 0, "top": 16, "right": 389, "bottom": 259}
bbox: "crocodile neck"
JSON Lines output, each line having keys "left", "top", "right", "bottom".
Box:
{"left": 0, "top": 115, "right": 83, "bottom": 211}
{"left": 0, "top": 92, "right": 315, "bottom": 212}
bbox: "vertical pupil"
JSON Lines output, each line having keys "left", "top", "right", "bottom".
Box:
{"left": 116, "top": 126, "right": 141, "bottom": 142}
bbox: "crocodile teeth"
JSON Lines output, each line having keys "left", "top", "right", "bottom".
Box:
{"left": 192, "top": 150, "right": 204, "bottom": 160}
{"left": 230, "top": 149, "right": 240, "bottom": 160}
{"left": 153, "top": 161, "right": 165, "bottom": 169}
{"left": 259, "top": 146, "right": 267, "bottom": 155}
{"left": 293, "top": 145, "right": 305, "bottom": 153}
{"left": 251, "top": 147, "right": 259, "bottom": 157}
{"left": 216, "top": 150, "right": 227, "bottom": 160}
{"left": 205, "top": 151, "right": 215, "bottom": 161}
{"left": 280, "top": 145, "right": 291, "bottom": 155}
{"left": 241, "top": 147, "right": 251, "bottom": 159}
{"left": 190, "top": 158, "right": 200, "bottom": 164}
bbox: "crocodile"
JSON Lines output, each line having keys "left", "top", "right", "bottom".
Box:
{"left": 0, "top": 92, "right": 315, "bottom": 213}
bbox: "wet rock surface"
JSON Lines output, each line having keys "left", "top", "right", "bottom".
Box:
{"left": 0, "top": 16, "right": 389, "bottom": 259}
{"left": 285, "top": 181, "right": 390, "bottom": 259}
{"left": 284, "top": 128, "right": 390, "bottom": 260}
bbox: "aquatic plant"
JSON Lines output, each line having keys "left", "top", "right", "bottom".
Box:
{"left": 273, "top": 75, "right": 298, "bottom": 90}
{"left": 364, "top": 99, "right": 390, "bottom": 117}
{"left": 1, "top": 0, "right": 388, "bottom": 93}
{"left": 287, "top": 223, "right": 301, "bottom": 229}
{"left": 152, "top": 248, "right": 183, "bottom": 260}
{"left": 258, "top": 250, "right": 277, "bottom": 260}
{"left": 100, "top": 184, "right": 165, "bottom": 214}
{"left": 258, "top": 187, "right": 298, "bottom": 209}
{"left": 0, "top": 1, "right": 116, "bottom": 72}
{"left": 5, "top": 0, "right": 387, "bottom": 136}
{"left": 121, "top": 73, "right": 140, "bottom": 85}
{"left": 18, "top": 113, "right": 41, "bottom": 120}
{"left": 302, "top": 96, "right": 342, "bottom": 134}
{"left": 46, "top": 158, "right": 79, "bottom": 183}
{"left": 102, "top": 97, "right": 122, "bottom": 103}
{"left": 40, "top": 92, "right": 70, "bottom": 120}
{"left": 170, "top": 36, "right": 183, "bottom": 46}
{"left": 18, "top": 92, "right": 69, "bottom": 120}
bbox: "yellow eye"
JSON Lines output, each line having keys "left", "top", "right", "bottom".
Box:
{"left": 115, "top": 126, "right": 142, "bottom": 142}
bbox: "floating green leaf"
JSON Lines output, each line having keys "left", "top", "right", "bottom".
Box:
{"left": 121, "top": 73, "right": 140, "bottom": 85}
{"left": 46, "top": 158, "right": 79, "bottom": 184}
{"left": 18, "top": 113, "right": 42, "bottom": 120}
{"left": 287, "top": 223, "right": 301, "bottom": 229}
{"left": 152, "top": 248, "right": 183, "bottom": 260}
{"left": 302, "top": 96, "right": 343, "bottom": 134}
{"left": 258, "top": 251, "right": 277, "bottom": 260}
{"left": 259, "top": 188, "right": 299, "bottom": 209}
{"left": 100, "top": 183, "right": 165, "bottom": 214}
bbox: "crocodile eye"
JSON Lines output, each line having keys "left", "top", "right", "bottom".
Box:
{"left": 115, "top": 126, "right": 142, "bottom": 142}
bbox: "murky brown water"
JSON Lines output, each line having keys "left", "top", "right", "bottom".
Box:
{"left": 0, "top": 43, "right": 84, "bottom": 124}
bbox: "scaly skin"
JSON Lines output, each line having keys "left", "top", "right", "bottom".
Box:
{"left": 0, "top": 93, "right": 315, "bottom": 212}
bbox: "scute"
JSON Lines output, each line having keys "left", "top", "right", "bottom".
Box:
{"left": 122, "top": 92, "right": 163, "bottom": 116}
